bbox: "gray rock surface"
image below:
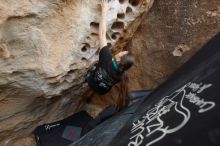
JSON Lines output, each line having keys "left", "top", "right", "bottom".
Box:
{"left": 127, "top": 0, "right": 220, "bottom": 90}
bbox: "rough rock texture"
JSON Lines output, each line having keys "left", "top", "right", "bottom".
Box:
{"left": 1, "top": 0, "right": 220, "bottom": 145}
{"left": 126, "top": 0, "right": 220, "bottom": 91}
{"left": 0, "top": 0, "right": 152, "bottom": 145}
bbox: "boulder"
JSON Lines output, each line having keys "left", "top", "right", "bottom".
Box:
{"left": 0, "top": 0, "right": 152, "bottom": 145}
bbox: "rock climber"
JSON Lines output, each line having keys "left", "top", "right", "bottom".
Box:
{"left": 75, "top": 0, "right": 134, "bottom": 111}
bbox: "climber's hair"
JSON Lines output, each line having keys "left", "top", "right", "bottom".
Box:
{"left": 118, "top": 54, "right": 135, "bottom": 73}
{"left": 115, "top": 54, "right": 134, "bottom": 111}
{"left": 116, "top": 73, "right": 129, "bottom": 111}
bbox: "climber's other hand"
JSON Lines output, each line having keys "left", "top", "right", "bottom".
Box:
{"left": 101, "top": 0, "right": 109, "bottom": 13}
{"left": 115, "top": 51, "right": 128, "bottom": 62}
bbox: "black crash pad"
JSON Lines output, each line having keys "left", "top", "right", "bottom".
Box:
{"left": 70, "top": 32, "right": 220, "bottom": 146}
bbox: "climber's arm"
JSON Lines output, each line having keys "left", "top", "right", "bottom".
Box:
{"left": 99, "top": 0, "right": 109, "bottom": 50}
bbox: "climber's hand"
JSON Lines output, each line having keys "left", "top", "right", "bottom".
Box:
{"left": 101, "top": 0, "right": 109, "bottom": 14}
{"left": 115, "top": 51, "right": 128, "bottom": 62}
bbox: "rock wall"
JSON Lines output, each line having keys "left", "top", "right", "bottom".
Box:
{"left": 1, "top": 0, "right": 220, "bottom": 145}
{"left": 127, "top": 0, "right": 220, "bottom": 90}
{"left": 0, "top": 0, "right": 152, "bottom": 145}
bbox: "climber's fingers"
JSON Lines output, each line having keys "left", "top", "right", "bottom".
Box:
{"left": 101, "top": 0, "right": 110, "bottom": 10}
{"left": 101, "top": 0, "right": 108, "bottom": 4}
{"left": 102, "top": 0, "right": 109, "bottom": 3}
{"left": 115, "top": 51, "right": 129, "bottom": 61}
{"left": 119, "top": 51, "right": 128, "bottom": 57}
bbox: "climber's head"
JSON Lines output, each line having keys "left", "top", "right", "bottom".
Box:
{"left": 115, "top": 51, "right": 135, "bottom": 72}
